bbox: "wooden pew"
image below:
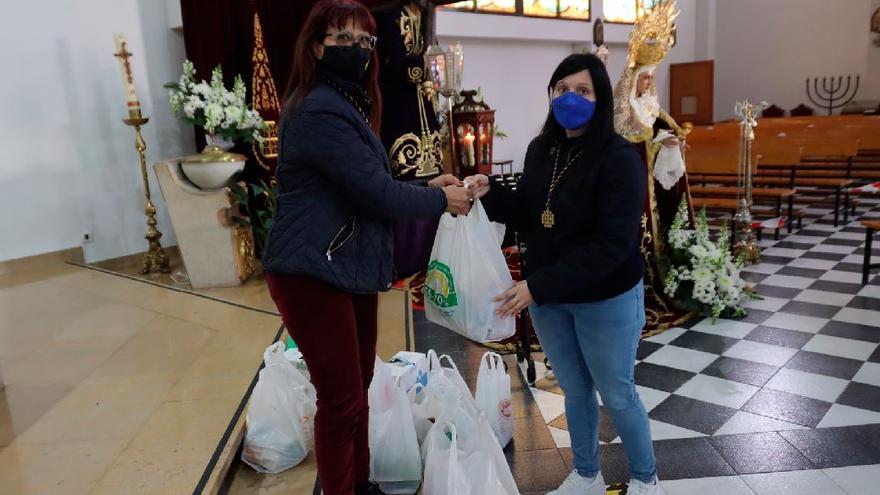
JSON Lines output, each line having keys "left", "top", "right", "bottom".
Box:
{"left": 685, "top": 142, "right": 798, "bottom": 235}
{"left": 751, "top": 131, "right": 856, "bottom": 224}
{"left": 688, "top": 117, "right": 877, "bottom": 225}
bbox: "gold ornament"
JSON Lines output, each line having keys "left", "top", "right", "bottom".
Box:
{"left": 389, "top": 67, "right": 443, "bottom": 178}
{"left": 626, "top": 0, "right": 679, "bottom": 68}
{"left": 233, "top": 224, "right": 257, "bottom": 282}
{"left": 251, "top": 12, "right": 281, "bottom": 171}
{"left": 399, "top": 3, "right": 423, "bottom": 56}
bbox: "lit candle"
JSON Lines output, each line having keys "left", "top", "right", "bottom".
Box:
{"left": 464, "top": 133, "right": 475, "bottom": 167}
{"left": 113, "top": 34, "right": 141, "bottom": 117}
{"left": 480, "top": 132, "right": 488, "bottom": 163}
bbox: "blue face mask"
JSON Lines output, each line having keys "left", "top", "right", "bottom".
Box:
{"left": 551, "top": 92, "right": 596, "bottom": 130}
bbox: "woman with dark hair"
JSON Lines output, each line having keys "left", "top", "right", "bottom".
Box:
{"left": 261, "top": 1, "right": 471, "bottom": 494}
{"left": 466, "top": 53, "right": 659, "bottom": 495}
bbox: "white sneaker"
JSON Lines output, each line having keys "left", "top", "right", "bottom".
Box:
{"left": 547, "top": 470, "right": 605, "bottom": 495}
{"left": 627, "top": 478, "right": 662, "bottom": 495}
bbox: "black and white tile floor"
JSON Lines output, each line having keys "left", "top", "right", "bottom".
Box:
{"left": 413, "top": 196, "right": 880, "bottom": 494}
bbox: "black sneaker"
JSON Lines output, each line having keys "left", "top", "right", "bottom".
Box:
{"left": 354, "top": 481, "right": 387, "bottom": 495}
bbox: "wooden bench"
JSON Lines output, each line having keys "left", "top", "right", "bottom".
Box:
{"left": 862, "top": 220, "right": 880, "bottom": 285}
{"left": 690, "top": 186, "right": 797, "bottom": 239}
{"left": 690, "top": 197, "right": 794, "bottom": 241}
{"left": 688, "top": 116, "right": 880, "bottom": 227}
{"left": 690, "top": 138, "right": 854, "bottom": 226}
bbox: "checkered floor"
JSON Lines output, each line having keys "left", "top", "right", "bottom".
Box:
{"left": 523, "top": 195, "right": 880, "bottom": 492}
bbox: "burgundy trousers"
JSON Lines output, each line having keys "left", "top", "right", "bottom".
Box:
{"left": 266, "top": 273, "right": 378, "bottom": 495}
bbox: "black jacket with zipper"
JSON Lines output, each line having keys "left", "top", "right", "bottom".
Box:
{"left": 482, "top": 134, "right": 647, "bottom": 306}
{"left": 261, "top": 79, "right": 447, "bottom": 293}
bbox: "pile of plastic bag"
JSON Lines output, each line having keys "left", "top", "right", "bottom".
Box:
{"left": 371, "top": 350, "right": 518, "bottom": 495}
{"left": 241, "top": 342, "right": 517, "bottom": 494}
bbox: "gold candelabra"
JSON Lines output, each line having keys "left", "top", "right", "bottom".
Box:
{"left": 123, "top": 111, "right": 170, "bottom": 274}
{"left": 732, "top": 100, "right": 767, "bottom": 265}
{"left": 114, "top": 35, "right": 170, "bottom": 274}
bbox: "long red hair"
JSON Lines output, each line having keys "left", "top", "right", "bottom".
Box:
{"left": 283, "top": 0, "right": 382, "bottom": 133}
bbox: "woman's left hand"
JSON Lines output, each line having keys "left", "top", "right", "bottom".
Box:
{"left": 494, "top": 281, "right": 534, "bottom": 319}
{"left": 428, "top": 174, "right": 462, "bottom": 188}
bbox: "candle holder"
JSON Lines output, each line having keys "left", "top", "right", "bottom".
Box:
{"left": 122, "top": 110, "right": 171, "bottom": 274}
{"left": 733, "top": 100, "right": 767, "bottom": 265}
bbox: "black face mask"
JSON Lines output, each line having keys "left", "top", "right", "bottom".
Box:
{"left": 319, "top": 45, "right": 371, "bottom": 83}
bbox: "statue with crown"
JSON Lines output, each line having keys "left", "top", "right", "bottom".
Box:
{"left": 613, "top": 0, "right": 695, "bottom": 332}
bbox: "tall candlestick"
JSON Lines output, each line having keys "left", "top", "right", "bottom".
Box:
{"left": 114, "top": 34, "right": 141, "bottom": 118}
{"left": 114, "top": 35, "right": 170, "bottom": 274}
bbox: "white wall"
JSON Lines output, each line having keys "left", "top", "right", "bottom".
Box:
{"left": 712, "top": 0, "right": 872, "bottom": 120}
{"left": 0, "top": 0, "right": 193, "bottom": 263}
{"left": 437, "top": 0, "right": 697, "bottom": 171}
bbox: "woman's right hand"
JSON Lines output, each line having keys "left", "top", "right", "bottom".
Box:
{"left": 443, "top": 185, "right": 472, "bottom": 215}
{"left": 464, "top": 174, "right": 491, "bottom": 199}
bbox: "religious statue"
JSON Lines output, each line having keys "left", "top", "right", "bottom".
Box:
{"left": 369, "top": 0, "right": 457, "bottom": 278}
{"left": 613, "top": 0, "right": 694, "bottom": 332}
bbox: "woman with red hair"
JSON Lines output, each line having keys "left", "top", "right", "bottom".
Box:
{"left": 261, "top": 1, "right": 471, "bottom": 494}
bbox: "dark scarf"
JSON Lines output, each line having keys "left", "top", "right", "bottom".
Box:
{"left": 321, "top": 70, "right": 372, "bottom": 124}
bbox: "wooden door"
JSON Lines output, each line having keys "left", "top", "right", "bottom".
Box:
{"left": 669, "top": 60, "right": 714, "bottom": 125}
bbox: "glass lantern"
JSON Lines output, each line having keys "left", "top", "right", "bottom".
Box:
{"left": 452, "top": 90, "right": 495, "bottom": 177}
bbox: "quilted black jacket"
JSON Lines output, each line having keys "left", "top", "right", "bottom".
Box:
{"left": 261, "top": 81, "right": 447, "bottom": 293}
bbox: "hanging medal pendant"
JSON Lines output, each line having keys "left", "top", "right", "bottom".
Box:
{"left": 541, "top": 208, "right": 555, "bottom": 229}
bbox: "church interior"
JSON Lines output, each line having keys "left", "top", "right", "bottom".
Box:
{"left": 3, "top": 1, "right": 880, "bottom": 494}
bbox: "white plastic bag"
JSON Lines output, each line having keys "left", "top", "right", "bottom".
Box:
{"left": 388, "top": 351, "right": 429, "bottom": 394}
{"left": 422, "top": 422, "right": 471, "bottom": 495}
{"left": 409, "top": 351, "right": 475, "bottom": 444}
{"left": 422, "top": 351, "right": 475, "bottom": 420}
{"left": 427, "top": 350, "right": 474, "bottom": 402}
{"left": 422, "top": 408, "right": 519, "bottom": 495}
{"left": 423, "top": 200, "right": 516, "bottom": 343}
{"left": 242, "top": 342, "right": 317, "bottom": 474}
{"left": 475, "top": 352, "right": 514, "bottom": 447}
{"left": 369, "top": 357, "right": 422, "bottom": 494}
{"left": 408, "top": 384, "right": 434, "bottom": 445}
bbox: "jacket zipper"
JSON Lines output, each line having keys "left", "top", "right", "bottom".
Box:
{"left": 326, "top": 218, "right": 356, "bottom": 261}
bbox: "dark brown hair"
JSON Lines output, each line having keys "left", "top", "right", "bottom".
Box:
{"left": 282, "top": 0, "right": 382, "bottom": 132}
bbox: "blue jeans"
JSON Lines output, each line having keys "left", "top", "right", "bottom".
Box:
{"left": 529, "top": 280, "right": 656, "bottom": 483}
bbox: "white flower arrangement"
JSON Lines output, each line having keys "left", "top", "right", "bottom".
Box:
{"left": 663, "top": 198, "right": 751, "bottom": 320}
{"left": 166, "top": 60, "right": 265, "bottom": 144}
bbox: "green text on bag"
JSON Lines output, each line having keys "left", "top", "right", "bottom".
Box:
{"left": 423, "top": 260, "right": 458, "bottom": 316}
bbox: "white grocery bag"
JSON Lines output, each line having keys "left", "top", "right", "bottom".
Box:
{"left": 427, "top": 350, "right": 473, "bottom": 402}
{"left": 475, "top": 352, "right": 514, "bottom": 447}
{"left": 388, "top": 351, "right": 429, "bottom": 394}
{"left": 242, "top": 342, "right": 316, "bottom": 474}
{"left": 409, "top": 351, "right": 475, "bottom": 444}
{"left": 422, "top": 422, "right": 471, "bottom": 495}
{"left": 408, "top": 384, "right": 433, "bottom": 445}
{"left": 422, "top": 407, "right": 519, "bottom": 495}
{"left": 368, "top": 357, "right": 422, "bottom": 494}
{"left": 423, "top": 200, "right": 516, "bottom": 343}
